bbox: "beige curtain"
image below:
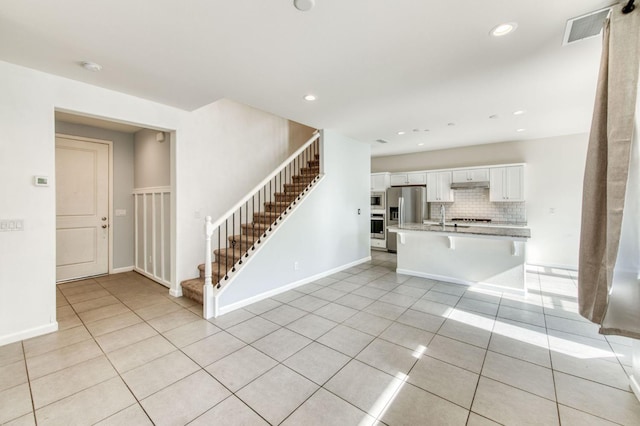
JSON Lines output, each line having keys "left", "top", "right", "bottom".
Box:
{"left": 579, "top": 4, "right": 640, "bottom": 337}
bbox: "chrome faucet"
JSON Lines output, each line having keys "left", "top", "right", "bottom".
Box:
{"left": 440, "top": 203, "right": 446, "bottom": 229}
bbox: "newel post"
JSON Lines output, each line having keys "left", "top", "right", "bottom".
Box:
{"left": 203, "top": 216, "right": 215, "bottom": 318}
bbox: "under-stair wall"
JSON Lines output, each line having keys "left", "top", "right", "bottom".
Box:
{"left": 216, "top": 130, "right": 371, "bottom": 313}
{"left": 175, "top": 99, "right": 315, "bottom": 295}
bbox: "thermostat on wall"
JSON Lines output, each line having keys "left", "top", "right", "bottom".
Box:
{"left": 34, "top": 176, "right": 49, "bottom": 187}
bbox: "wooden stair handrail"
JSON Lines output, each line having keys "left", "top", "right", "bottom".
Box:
{"left": 208, "top": 132, "right": 320, "bottom": 232}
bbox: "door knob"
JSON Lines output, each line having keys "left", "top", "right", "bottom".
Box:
{"left": 102, "top": 224, "right": 108, "bottom": 229}
{"left": 102, "top": 217, "right": 107, "bottom": 221}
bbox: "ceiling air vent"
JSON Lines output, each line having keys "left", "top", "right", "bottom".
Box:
{"left": 375, "top": 139, "right": 389, "bottom": 144}
{"left": 563, "top": 7, "right": 611, "bottom": 46}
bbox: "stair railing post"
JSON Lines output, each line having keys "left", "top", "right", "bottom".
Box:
{"left": 203, "top": 216, "right": 215, "bottom": 318}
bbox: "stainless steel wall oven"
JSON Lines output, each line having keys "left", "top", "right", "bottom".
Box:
{"left": 371, "top": 213, "right": 385, "bottom": 239}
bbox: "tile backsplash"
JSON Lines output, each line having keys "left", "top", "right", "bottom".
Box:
{"left": 429, "top": 188, "right": 526, "bottom": 223}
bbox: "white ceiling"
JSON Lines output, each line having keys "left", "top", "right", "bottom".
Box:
{"left": 0, "top": 0, "right": 615, "bottom": 156}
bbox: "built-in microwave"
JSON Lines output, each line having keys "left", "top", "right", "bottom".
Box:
{"left": 371, "top": 192, "right": 385, "bottom": 210}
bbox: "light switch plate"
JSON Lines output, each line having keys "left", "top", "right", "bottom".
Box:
{"left": 34, "top": 176, "right": 49, "bottom": 186}
{"left": 115, "top": 209, "right": 126, "bottom": 217}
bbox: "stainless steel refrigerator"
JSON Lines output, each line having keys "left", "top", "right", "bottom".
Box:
{"left": 386, "top": 186, "right": 427, "bottom": 252}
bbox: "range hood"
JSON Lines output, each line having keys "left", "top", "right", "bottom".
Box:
{"left": 450, "top": 181, "right": 490, "bottom": 190}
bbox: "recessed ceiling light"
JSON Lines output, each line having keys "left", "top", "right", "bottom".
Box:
{"left": 447, "top": 123, "right": 455, "bottom": 127}
{"left": 80, "top": 61, "right": 102, "bottom": 72}
{"left": 412, "top": 129, "right": 421, "bottom": 132}
{"left": 491, "top": 22, "right": 518, "bottom": 37}
{"left": 303, "top": 94, "right": 316, "bottom": 101}
{"left": 293, "top": 0, "right": 315, "bottom": 12}
{"left": 397, "top": 131, "right": 406, "bottom": 135}
{"left": 423, "top": 129, "right": 430, "bottom": 132}
{"left": 418, "top": 143, "right": 425, "bottom": 146}
{"left": 489, "top": 114, "right": 499, "bottom": 119}
{"left": 516, "top": 128, "right": 526, "bottom": 132}
{"left": 513, "top": 110, "right": 526, "bottom": 115}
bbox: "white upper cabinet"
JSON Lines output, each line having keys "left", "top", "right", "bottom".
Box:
{"left": 407, "top": 172, "right": 427, "bottom": 185}
{"left": 451, "top": 168, "right": 490, "bottom": 183}
{"left": 427, "top": 171, "right": 454, "bottom": 202}
{"left": 389, "top": 172, "right": 426, "bottom": 186}
{"left": 490, "top": 166, "right": 524, "bottom": 202}
{"left": 390, "top": 173, "right": 408, "bottom": 186}
{"left": 371, "top": 173, "right": 390, "bottom": 190}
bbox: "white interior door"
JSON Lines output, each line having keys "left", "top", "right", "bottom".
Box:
{"left": 56, "top": 135, "right": 109, "bottom": 281}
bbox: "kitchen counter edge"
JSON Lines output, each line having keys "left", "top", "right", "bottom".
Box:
{"left": 388, "top": 223, "right": 531, "bottom": 239}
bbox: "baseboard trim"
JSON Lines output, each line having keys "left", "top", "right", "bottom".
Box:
{"left": 396, "top": 268, "right": 527, "bottom": 296}
{"left": 526, "top": 262, "right": 577, "bottom": 271}
{"left": 134, "top": 267, "right": 171, "bottom": 289}
{"left": 217, "top": 256, "right": 372, "bottom": 317}
{"left": 111, "top": 266, "right": 134, "bottom": 274}
{"left": 0, "top": 322, "right": 58, "bottom": 347}
{"left": 169, "top": 287, "right": 183, "bottom": 298}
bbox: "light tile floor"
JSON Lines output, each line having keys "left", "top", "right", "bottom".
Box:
{"left": 2, "top": 251, "right": 640, "bottom": 425}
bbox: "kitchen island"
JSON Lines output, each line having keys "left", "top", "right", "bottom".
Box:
{"left": 388, "top": 223, "right": 531, "bottom": 293}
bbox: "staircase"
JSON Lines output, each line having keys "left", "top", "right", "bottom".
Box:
{"left": 180, "top": 137, "right": 320, "bottom": 305}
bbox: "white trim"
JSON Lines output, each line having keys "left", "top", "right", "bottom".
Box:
{"left": 216, "top": 256, "right": 371, "bottom": 317}
{"left": 396, "top": 268, "right": 527, "bottom": 296}
{"left": 0, "top": 322, "right": 58, "bottom": 346}
{"left": 169, "top": 287, "right": 183, "bottom": 297}
{"left": 112, "top": 266, "right": 134, "bottom": 274}
{"left": 132, "top": 186, "right": 171, "bottom": 194}
{"left": 526, "top": 261, "right": 578, "bottom": 271}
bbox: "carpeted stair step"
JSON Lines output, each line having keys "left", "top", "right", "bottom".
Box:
{"left": 283, "top": 183, "right": 309, "bottom": 192}
{"left": 198, "top": 261, "right": 232, "bottom": 280}
{"left": 228, "top": 234, "right": 259, "bottom": 247}
{"left": 214, "top": 247, "right": 246, "bottom": 264}
{"left": 292, "top": 174, "right": 315, "bottom": 184}
{"left": 299, "top": 166, "right": 319, "bottom": 175}
{"left": 253, "top": 211, "right": 281, "bottom": 224}
{"left": 264, "top": 201, "right": 290, "bottom": 213}
{"left": 240, "top": 222, "right": 269, "bottom": 234}
{"left": 274, "top": 192, "right": 299, "bottom": 202}
{"left": 180, "top": 278, "right": 205, "bottom": 304}
{"left": 307, "top": 159, "right": 319, "bottom": 168}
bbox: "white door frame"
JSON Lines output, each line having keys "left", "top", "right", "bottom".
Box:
{"left": 55, "top": 133, "right": 114, "bottom": 278}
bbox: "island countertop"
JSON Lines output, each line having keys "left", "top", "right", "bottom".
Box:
{"left": 388, "top": 223, "right": 531, "bottom": 239}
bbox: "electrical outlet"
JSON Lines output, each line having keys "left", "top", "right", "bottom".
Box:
{"left": 294, "top": 261, "right": 300, "bottom": 271}
{"left": 148, "top": 256, "right": 153, "bottom": 265}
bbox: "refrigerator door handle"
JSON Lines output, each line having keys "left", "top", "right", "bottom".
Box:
{"left": 399, "top": 197, "right": 405, "bottom": 226}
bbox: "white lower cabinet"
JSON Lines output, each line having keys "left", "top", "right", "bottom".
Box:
{"left": 427, "top": 172, "right": 454, "bottom": 202}
{"left": 371, "top": 239, "right": 387, "bottom": 249}
{"left": 490, "top": 166, "right": 524, "bottom": 202}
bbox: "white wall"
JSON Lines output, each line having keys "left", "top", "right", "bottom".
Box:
{"left": 134, "top": 129, "right": 171, "bottom": 188}
{"left": 54, "top": 121, "right": 136, "bottom": 270}
{"left": 175, "top": 99, "right": 315, "bottom": 289}
{"left": 372, "top": 133, "right": 589, "bottom": 269}
{"left": 0, "top": 60, "right": 185, "bottom": 345}
{"left": 218, "top": 130, "right": 371, "bottom": 309}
